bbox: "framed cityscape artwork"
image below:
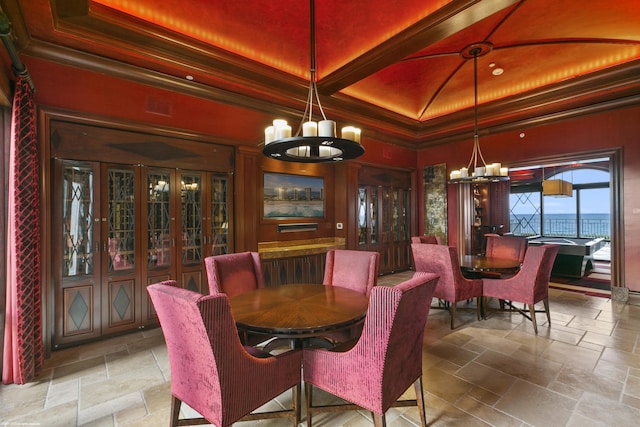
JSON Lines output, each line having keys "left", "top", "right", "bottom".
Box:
{"left": 263, "top": 172, "right": 325, "bottom": 219}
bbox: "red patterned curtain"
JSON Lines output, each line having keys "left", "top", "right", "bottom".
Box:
{"left": 2, "top": 74, "right": 42, "bottom": 384}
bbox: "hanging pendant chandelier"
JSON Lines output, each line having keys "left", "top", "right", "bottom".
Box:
{"left": 542, "top": 179, "right": 573, "bottom": 196}
{"left": 542, "top": 167, "right": 573, "bottom": 197}
{"left": 449, "top": 42, "right": 509, "bottom": 182}
{"left": 262, "top": 0, "right": 364, "bottom": 163}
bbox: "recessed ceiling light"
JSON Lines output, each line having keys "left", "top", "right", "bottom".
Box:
{"left": 492, "top": 68, "right": 504, "bottom": 76}
{"left": 186, "top": 75, "right": 194, "bottom": 81}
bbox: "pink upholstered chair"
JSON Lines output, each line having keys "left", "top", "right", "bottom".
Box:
{"left": 323, "top": 249, "right": 379, "bottom": 296}
{"left": 483, "top": 244, "right": 559, "bottom": 334}
{"left": 303, "top": 272, "right": 439, "bottom": 427}
{"left": 483, "top": 234, "right": 528, "bottom": 278}
{"left": 411, "top": 243, "right": 483, "bottom": 329}
{"left": 204, "top": 251, "right": 265, "bottom": 298}
{"left": 205, "top": 251, "right": 268, "bottom": 346}
{"left": 411, "top": 235, "right": 442, "bottom": 245}
{"left": 147, "top": 280, "right": 302, "bottom": 427}
{"left": 316, "top": 249, "right": 379, "bottom": 345}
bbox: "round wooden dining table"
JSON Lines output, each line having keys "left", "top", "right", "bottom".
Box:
{"left": 459, "top": 255, "right": 521, "bottom": 276}
{"left": 229, "top": 284, "right": 368, "bottom": 341}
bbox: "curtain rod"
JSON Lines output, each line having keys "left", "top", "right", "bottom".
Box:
{"left": 0, "top": 11, "right": 35, "bottom": 92}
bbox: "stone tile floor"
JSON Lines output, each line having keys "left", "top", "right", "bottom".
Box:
{"left": 2, "top": 272, "right": 640, "bottom": 426}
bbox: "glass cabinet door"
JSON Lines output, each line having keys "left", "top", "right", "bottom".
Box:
{"left": 381, "top": 187, "right": 391, "bottom": 244}
{"left": 54, "top": 162, "right": 230, "bottom": 346}
{"left": 357, "top": 181, "right": 410, "bottom": 274}
{"left": 358, "top": 186, "right": 367, "bottom": 246}
{"left": 358, "top": 185, "right": 379, "bottom": 247}
{"left": 55, "top": 160, "right": 101, "bottom": 345}
{"left": 103, "top": 165, "right": 139, "bottom": 333}
{"left": 180, "top": 172, "right": 203, "bottom": 264}
{"left": 107, "top": 167, "right": 136, "bottom": 272}
{"left": 210, "top": 175, "right": 229, "bottom": 255}
{"left": 146, "top": 171, "right": 172, "bottom": 269}
{"left": 62, "top": 165, "right": 96, "bottom": 279}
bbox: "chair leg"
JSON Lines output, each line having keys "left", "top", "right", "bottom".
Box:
{"left": 305, "top": 382, "right": 313, "bottom": 427}
{"left": 476, "top": 297, "right": 482, "bottom": 320}
{"left": 170, "top": 395, "right": 181, "bottom": 427}
{"left": 529, "top": 304, "right": 538, "bottom": 334}
{"left": 543, "top": 298, "right": 551, "bottom": 326}
{"left": 449, "top": 302, "right": 456, "bottom": 329}
{"left": 293, "top": 383, "right": 301, "bottom": 426}
{"left": 373, "top": 412, "right": 387, "bottom": 427}
{"left": 413, "top": 377, "right": 428, "bottom": 427}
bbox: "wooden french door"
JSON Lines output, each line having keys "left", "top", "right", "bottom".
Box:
{"left": 53, "top": 160, "right": 102, "bottom": 346}
{"left": 53, "top": 160, "right": 232, "bottom": 347}
{"left": 358, "top": 167, "right": 412, "bottom": 274}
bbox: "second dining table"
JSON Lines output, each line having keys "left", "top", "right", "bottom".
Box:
{"left": 459, "top": 254, "right": 522, "bottom": 278}
{"left": 229, "top": 283, "right": 369, "bottom": 347}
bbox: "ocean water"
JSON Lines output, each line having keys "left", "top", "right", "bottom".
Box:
{"left": 510, "top": 213, "right": 610, "bottom": 238}
{"left": 264, "top": 200, "right": 324, "bottom": 218}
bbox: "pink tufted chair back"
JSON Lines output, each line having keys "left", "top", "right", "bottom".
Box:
{"left": 411, "top": 243, "right": 482, "bottom": 303}
{"left": 411, "top": 235, "right": 442, "bottom": 245}
{"left": 323, "top": 249, "right": 379, "bottom": 296}
{"left": 485, "top": 235, "right": 527, "bottom": 263}
{"left": 204, "top": 252, "right": 265, "bottom": 298}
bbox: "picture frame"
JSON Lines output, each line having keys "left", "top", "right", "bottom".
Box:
{"left": 263, "top": 172, "right": 325, "bottom": 219}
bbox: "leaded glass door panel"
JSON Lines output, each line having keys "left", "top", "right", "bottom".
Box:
{"left": 146, "top": 170, "right": 173, "bottom": 270}
{"left": 53, "top": 160, "right": 102, "bottom": 347}
{"left": 178, "top": 171, "right": 205, "bottom": 293}
{"left": 358, "top": 185, "right": 379, "bottom": 247}
{"left": 102, "top": 164, "right": 140, "bottom": 333}
{"left": 209, "top": 174, "right": 230, "bottom": 256}
{"left": 141, "top": 168, "right": 175, "bottom": 324}
{"left": 358, "top": 168, "right": 412, "bottom": 275}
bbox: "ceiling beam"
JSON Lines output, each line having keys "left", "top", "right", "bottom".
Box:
{"left": 317, "top": 0, "right": 521, "bottom": 94}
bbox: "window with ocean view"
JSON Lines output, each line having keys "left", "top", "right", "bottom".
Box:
{"left": 510, "top": 167, "right": 610, "bottom": 240}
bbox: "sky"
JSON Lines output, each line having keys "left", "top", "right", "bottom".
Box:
{"left": 263, "top": 172, "right": 324, "bottom": 193}
{"left": 511, "top": 168, "right": 610, "bottom": 215}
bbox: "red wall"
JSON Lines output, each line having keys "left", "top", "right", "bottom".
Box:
{"left": 22, "top": 55, "right": 640, "bottom": 290}
{"left": 417, "top": 104, "right": 640, "bottom": 291}
{"left": 25, "top": 56, "right": 416, "bottom": 169}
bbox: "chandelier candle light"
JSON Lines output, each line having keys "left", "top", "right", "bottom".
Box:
{"left": 449, "top": 42, "right": 509, "bottom": 182}
{"left": 262, "top": 0, "right": 364, "bottom": 163}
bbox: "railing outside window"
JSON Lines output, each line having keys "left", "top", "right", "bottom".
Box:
{"left": 509, "top": 167, "right": 610, "bottom": 240}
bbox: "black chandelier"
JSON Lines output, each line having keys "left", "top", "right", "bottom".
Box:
{"left": 262, "top": 0, "right": 364, "bottom": 163}
{"left": 449, "top": 42, "right": 509, "bottom": 182}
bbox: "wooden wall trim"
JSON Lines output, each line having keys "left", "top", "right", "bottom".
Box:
{"left": 50, "top": 119, "right": 234, "bottom": 172}
{"left": 234, "top": 146, "right": 260, "bottom": 252}
{"left": 418, "top": 78, "right": 640, "bottom": 148}
{"left": 38, "top": 107, "right": 53, "bottom": 357}
{"left": 0, "top": 107, "right": 9, "bottom": 366}
{"left": 345, "top": 162, "right": 362, "bottom": 248}
{"left": 40, "top": 107, "right": 235, "bottom": 172}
